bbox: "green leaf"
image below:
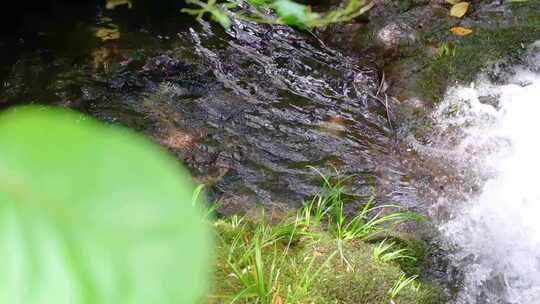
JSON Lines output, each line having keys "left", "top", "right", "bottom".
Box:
{"left": 249, "top": 0, "right": 272, "bottom": 7}
{"left": 272, "top": 0, "right": 319, "bottom": 27}
{"left": 211, "top": 9, "right": 232, "bottom": 29}
{"left": 0, "top": 106, "right": 211, "bottom": 304}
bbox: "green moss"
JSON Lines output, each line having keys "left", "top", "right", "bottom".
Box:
{"left": 419, "top": 24, "right": 540, "bottom": 102}
{"left": 370, "top": 232, "right": 429, "bottom": 276}
{"left": 209, "top": 217, "right": 445, "bottom": 304}
{"left": 512, "top": 1, "right": 540, "bottom": 27}
{"left": 415, "top": 2, "right": 540, "bottom": 103}
{"left": 357, "top": 2, "right": 540, "bottom": 104}
{"left": 310, "top": 239, "right": 444, "bottom": 304}
{"left": 205, "top": 174, "right": 446, "bottom": 303}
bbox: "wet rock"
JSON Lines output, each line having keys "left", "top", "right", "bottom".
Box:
{"left": 375, "top": 22, "right": 417, "bottom": 52}
{"left": 215, "top": 193, "right": 258, "bottom": 216}
{"left": 477, "top": 95, "right": 500, "bottom": 110}
{"left": 0, "top": 16, "right": 419, "bottom": 211}
{"left": 315, "top": 0, "right": 539, "bottom": 114}
{"left": 81, "top": 86, "right": 102, "bottom": 101}
{"left": 159, "top": 129, "right": 195, "bottom": 150}
{"left": 402, "top": 97, "right": 428, "bottom": 110}
{"left": 5, "top": 0, "right": 535, "bottom": 218}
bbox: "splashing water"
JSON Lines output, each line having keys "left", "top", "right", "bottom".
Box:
{"left": 427, "top": 42, "right": 540, "bottom": 303}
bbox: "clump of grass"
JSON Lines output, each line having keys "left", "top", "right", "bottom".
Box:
{"left": 205, "top": 168, "right": 444, "bottom": 303}
{"left": 373, "top": 239, "right": 417, "bottom": 264}
{"left": 304, "top": 166, "right": 425, "bottom": 242}
{"left": 389, "top": 275, "right": 419, "bottom": 302}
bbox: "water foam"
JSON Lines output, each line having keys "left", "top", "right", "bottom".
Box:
{"left": 427, "top": 42, "right": 540, "bottom": 303}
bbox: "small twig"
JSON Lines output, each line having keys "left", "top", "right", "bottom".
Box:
{"left": 372, "top": 71, "right": 393, "bottom": 130}
{"left": 376, "top": 71, "right": 385, "bottom": 97}
{"left": 367, "top": 92, "right": 393, "bottom": 131}
{"left": 306, "top": 29, "right": 328, "bottom": 49}
{"left": 384, "top": 94, "right": 393, "bottom": 130}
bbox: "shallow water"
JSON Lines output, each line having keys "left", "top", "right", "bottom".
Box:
{"left": 0, "top": 3, "right": 422, "bottom": 211}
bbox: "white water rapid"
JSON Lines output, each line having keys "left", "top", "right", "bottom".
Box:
{"left": 423, "top": 42, "right": 540, "bottom": 304}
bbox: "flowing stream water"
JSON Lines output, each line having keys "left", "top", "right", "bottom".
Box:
{"left": 0, "top": 5, "right": 406, "bottom": 210}
{"left": 420, "top": 42, "right": 540, "bottom": 303}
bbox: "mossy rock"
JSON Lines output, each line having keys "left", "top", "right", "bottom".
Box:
{"left": 210, "top": 219, "right": 445, "bottom": 304}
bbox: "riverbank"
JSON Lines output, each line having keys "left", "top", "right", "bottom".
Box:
{"left": 203, "top": 172, "right": 445, "bottom": 303}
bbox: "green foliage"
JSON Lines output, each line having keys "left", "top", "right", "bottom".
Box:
{"left": 389, "top": 275, "right": 419, "bottom": 300}
{"left": 437, "top": 43, "right": 456, "bottom": 58}
{"left": 182, "top": 0, "right": 373, "bottom": 29}
{"left": 182, "top": 0, "right": 235, "bottom": 29}
{"left": 272, "top": 0, "right": 320, "bottom": 27}
{"left": 405, "top": 4, "right": 540, "bottom": 103}
{"left": 0, "top": 106, "right": 211, "bottom": 304}
{"left": 208, "top": 169, "right": 443, "bottom": 303}
{"left": 373, "top": 239, "right": 417, "bottom": 264}
{"left": 192, "top": 184, "right": 219, "bottom": 219}
{"left": 304, "top": 166, "right": 425, "bottom": 241}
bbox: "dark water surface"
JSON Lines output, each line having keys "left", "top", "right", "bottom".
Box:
{"left": 0, "top": 1, "right": 436, "bottom": 212}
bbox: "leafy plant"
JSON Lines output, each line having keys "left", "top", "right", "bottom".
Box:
{"left": 182, "top": 0, "right": 374, "bottom": 29}
{"left": 215, "top": 208, "right": 336, "bottom": 304}
{"left": 372, "top": 239, "right": 417, "bottom": 264}
{"left": 224, "top": 223, "right": 282, "bottom": 303}
{"left": 209, "top": 167, "right": 440, "bottom": 303}
{"left": 182, "top": 0, "right": 236, "bottom": 29}
{"left": 0, "top": 106, "right": 211, "bottom": 304}
{"left": 283, "top": 250, "right": 338, "bottom": 302}
{"left": 304, "top": 166, "right": 424, "bottom": 241}
{"left": 438, "top": 43, "right": 456, "bottom": 57}
{"left": 389, "top": 274, "right": 419, "bottom": 302}
{"left": 192, "top": 184, "right": 219, "bottom": 219}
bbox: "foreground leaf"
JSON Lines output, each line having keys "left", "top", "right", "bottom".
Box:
{"left": 450, "top": 2, "right": 469, "bottom": 18}
{"left": 272, "top": 0, "right": 320, "bottom": 27}
{"left": 445, "top": 0, "right": 461, "bottom": 4}
{"left": 450, "top": 26, "right": 473, "bottom": 36}
{"left": 211, "top": 9, "right": 232, "bottom": 29}
{"left": 0, "top": 106, "right": 211, "bottom": 304}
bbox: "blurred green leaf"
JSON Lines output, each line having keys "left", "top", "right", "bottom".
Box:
{"left": 183, "top": 0, "right": 372, "bottom": 29}
{"left": 272, "top": 0, "right": 319, "bottom": 27}
{"left": 249, "top": 0, "right": 272, "bottom": 7}
{"left": 0, "top": 106, "right": 211, "bottom": 304}
{"left": 211, "top": 9, "right": 232, "bottom": 29}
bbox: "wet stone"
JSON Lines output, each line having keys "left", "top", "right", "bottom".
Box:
{"left": 375, "top": 22, "right": 417, "bottom": 51}
{"left": 0, "top": 9, "right": 443, "bottom": 213}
